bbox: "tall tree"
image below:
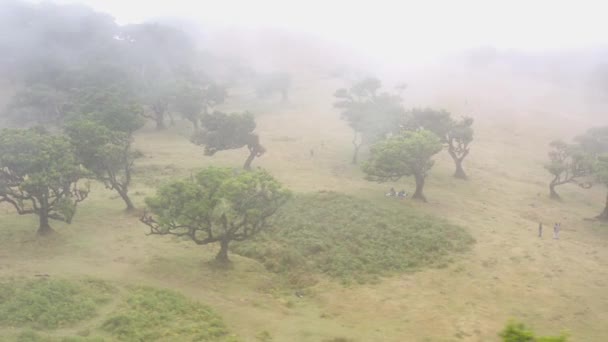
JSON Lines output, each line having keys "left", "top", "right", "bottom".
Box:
{"left": 65, "top": 120, "right": 142, "bottom": 211}
{"left": 334, "top": 77, "right": 404, "bottom": 164}
{"left": 0, "top": 128, "right": 89, "bottom": 235}
{"left": 406, "top": 108, "right": 474, "bottom": 179}
{"left": 363, "top": 130, "right": 442, "bottom": 201}
{"left": 544, "top": 140, "right": 592, "bottom": 199}
{"left": 140, "top": 167, "right": 291, "bottom": 264}
{"left": 191, "top": 111, "right": 265, "bottom": 170}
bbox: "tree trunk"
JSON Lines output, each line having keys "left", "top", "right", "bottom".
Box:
{"left": 352, "top": 143, "right": 361, "bottom": 165}
{"left": 243, "top": 150, "right": 256, "bottom": 170}
{"left": 37, "top": 209, "right": 54, "bottom": 236}
{"left": 215, "top": 238, "right": 230, "bottom": 263}
{"left": 412, "top": 173, "right": 427, "bottom": 202}
{"left": 117, "top": 188, "right": 135, "bottom": 211}
{"left": 155, "top": 112, "right": 166, "bottom": 130}
{"left": 549, "top": 182, "right": 561, "bottom": 200}
{"left": 597, "top": 192, "right": 608, "bottom": 221}
{"left": 453, "top": 158, "right": 467, "bottom": 179}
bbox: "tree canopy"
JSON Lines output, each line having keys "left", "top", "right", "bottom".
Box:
{"left": 363, "top": 130, "right": 442, "bottom": 201}
{"left": 0, "top": 128, "right": 89, "bottom": 234}
{"left": 140, "top": 167, "right": 291, "bottom": 263}
{"left": 334, "top": 77, "right": 405, "bottom": 164}
{"left": 65, "top": 120, "right": 142, "bottom": 211}
{"left": 406, "top": 108, "right": 474, "bottom": 179}
{"left": 191, "top": 111, "right": 265, "bottom": 170}
{"left": 544, "top": 140, "right": 592, "bottom": 199}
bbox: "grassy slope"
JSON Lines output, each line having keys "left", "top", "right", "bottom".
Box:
{"left": 1, "top": 72, "right": 608, "bottom": 341}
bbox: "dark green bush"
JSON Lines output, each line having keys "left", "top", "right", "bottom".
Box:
{"left": 0, "top": 278, "right": 114, "bottom": 330}
{"left": 101, "top": 286, "right": 238, "bottom": 341}
{"left": 232, "top": 192, "right": 474, "bottom": 284}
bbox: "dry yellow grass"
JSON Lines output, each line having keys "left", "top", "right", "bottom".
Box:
{"left": 1, "top": 69, "right": 608, "bottom": 341}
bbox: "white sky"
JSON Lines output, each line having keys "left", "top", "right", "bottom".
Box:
{"left": 53, "top": 0, "right": 608, "bottom": 58}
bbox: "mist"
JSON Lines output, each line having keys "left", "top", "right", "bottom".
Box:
{"left": 1, "top": 1, "right": 608, "bottom": 341}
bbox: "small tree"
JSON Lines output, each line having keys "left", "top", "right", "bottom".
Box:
{"left": 363, "top": 130, "right": 442, "bottom": 201}
{"left": 406, "top": 108, "right": 474, "bottom": 179}
{"left": 191, "top": 111, "right": 266, "bottom": 170}
{"left": 140, "top": 167, "right": 291, "bottom": 264}
{"left": 0, "top": 128, "right": 89, "bottom": 235}
{"left": 65, "top": 120, "right": 142, "bottom": 211}
{"left": 544, "top": 140, "right": 592, "bottom": 199}
{"left": 334, "top": 77, "right": 404, "bottom": 164}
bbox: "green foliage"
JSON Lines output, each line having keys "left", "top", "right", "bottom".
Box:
{"left": 191, "top": 111, "right": 263, "bottom": 159}
{"left": 404, "top": 108, "right": 474, "bottom": 178}
{"left": 364, "top": 130, "right": 442, "bottom": 181}
{"left": 545, "top": 140, "right": 593, "bottom": 198}
{"left": 232, "top": 192, "right": 474, "bottom": 284}
{"left": 142, "top": 167, "right": 291, "bottom": 262}
{"left": 334, "top": 77, "right": 405, "bottom": 163}
{"left": 0, "top": 278, "right": 114, "bottom": 330}
{"left": 4, "top": 85, "right": 69, "bottom": 127}
{"left": 500, "top": 321, "right": 568, "bottom": 342}
{"left": 101, "top": 287, "right": 237, "bottom": 341}
{"left": 15, "top": 330, "right": 105, "bottom": 342}
{"left": 0, "top": 128, "right": 89, "bottom": 231}
{"left": 65, "top": 119, "right": 142, "bottom": 209}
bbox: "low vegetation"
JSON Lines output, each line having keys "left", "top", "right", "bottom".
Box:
{"left": 0, "top": 278, "right": 238, "bottom": 341}
{"left": 500, "top": 321, "right": 568, "bottom": 342}
{"left": 0, "top": 278, "right": 114, "bottom": 330}
{"left": 101, "top": 287, "right": 238, "bottom": 341}
{"left": 232, "top": 192, "right": 474, "bottom": 284}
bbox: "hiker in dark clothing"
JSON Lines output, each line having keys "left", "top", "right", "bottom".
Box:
{"left": 386, "top": 187, "right": 396, "bottom": 197}
{"left": 397, "top": 190, "right": 407, "bottom": 199}
{"left": 553, "top": 222, "right": 560, "bottom": 239}
{"left": 538, "top": 222, "right": 543, "bottom": 238}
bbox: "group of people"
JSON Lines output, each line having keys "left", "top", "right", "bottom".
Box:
{"left": 538, "top": 222, "right": 561, "bottom": 239}
{"left": 386, "top": 187, "right": 407, "bottom": 199}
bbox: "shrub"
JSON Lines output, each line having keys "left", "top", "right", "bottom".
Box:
{"left": 101, "top": 286, "right": 238, "bottom": 341}
{"left": 0, "top": 278, "right": 114, "bottom": 330}
{"left": 500, "top": 321, "right": 568, "bottom": 342}
{"left": 232, "top": 192, "right": 474, "bottom": 284}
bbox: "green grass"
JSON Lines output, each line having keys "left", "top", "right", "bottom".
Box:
{"left": 232, "top": 191, "right": 475, "bottom": 284}
{"left": 15, "top": 330, "right": 105, "bottom": 342}
{"left": 0, "top": 278, "right": 115, "bottom": 330}
{"left": 101, "top": 286, "right": 238, "bottom": 341}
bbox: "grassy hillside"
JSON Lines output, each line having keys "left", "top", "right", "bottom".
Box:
{"left": 1, "top": 72, "right": 608, "bottom": 341}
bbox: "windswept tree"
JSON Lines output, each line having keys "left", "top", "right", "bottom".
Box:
{"left": 0, "top": 128, "right": 89, "bottom": 235}
{"left": 173, "top": 80, "right": 227, "bottom": 130}
{"left": 406, "top": 109, "right": 474, "bottom": 179}
{"left": 363, "top": 130, "right": 442, "bottom": 201}
{"left": 191, "top": 111, "right": 265, "bottom": 170}
{"left": 66, "top": 120, "right": 142, "bottom": 211}
{"left": 140, "top": 167, "right": 291, "bottom": 264}
{"left": 545, "top": 140, "right": 592, "bottom": 199}
{"left": 334, "top": 77, "right": 404, "bottom": 164}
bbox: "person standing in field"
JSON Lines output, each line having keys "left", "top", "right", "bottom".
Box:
{"left": 538, "top": 222, "right": 543, "bottom": 238}
{"left": 553, "top": 222, "right": 560, "bottom": 239}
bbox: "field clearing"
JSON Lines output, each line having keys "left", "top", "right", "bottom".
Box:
{"left": 1, "top": 72, "right": 608, "bottom": 341}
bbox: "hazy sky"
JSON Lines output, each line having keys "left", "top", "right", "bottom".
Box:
{"left": 53, "top": 0, "right": 607, "bottom": 59}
